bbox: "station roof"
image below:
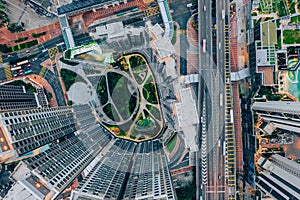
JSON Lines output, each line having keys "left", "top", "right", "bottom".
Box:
{"left": 57, "top": 0, "right": 108, "bottom": 15}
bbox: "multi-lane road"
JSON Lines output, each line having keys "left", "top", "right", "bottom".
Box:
{"left": 198, "top": 0, "right": 230, "bottom": 199}
{"left": 0, "top": 36, "right": 67, "bottom": 106}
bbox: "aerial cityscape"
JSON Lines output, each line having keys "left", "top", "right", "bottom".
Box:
{"left": 0, "top": 0, "right": 300, "bottom": 199}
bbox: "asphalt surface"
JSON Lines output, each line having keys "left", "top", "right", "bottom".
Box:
{"left": 197, "top": 0, "right": 228, "bottom": 199}
{"left": 169, "top": 0, "right": 193, "bottom": 76}
{"left": 1, "top": 36, "right": 67, "bottom": 106}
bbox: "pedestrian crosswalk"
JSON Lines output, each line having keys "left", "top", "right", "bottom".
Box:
{"left": 143, "top": 0, "right": 155, "bottom": 3}
{"left": 178, "top": 30, "right": 188, "bottom": 34}
{"left": 145, "top": 6, "right": 160, "bottom": 16}
{"left": 39, "top": 66, "right": 47, "bottom": 77}
{"left": 48, "top": 46, "right": 59, "bottom": 58}
{"left": 4, "top": 66, "right": 12, "bottom": 80}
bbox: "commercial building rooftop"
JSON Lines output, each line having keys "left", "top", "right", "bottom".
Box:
{"left": 252, "top": 101, "right": 300, "bottom": 114}
{"left": 153, "top": 37, "right": 174, "bottom": 59}
{"left": 175, "top": 88, "right": 199, "bottom": 127}
{"left": 57, "top": 0, "right": 108, "bottom": 15}
{"left": 150, "top": 23, "right": 164, "bottom": 39}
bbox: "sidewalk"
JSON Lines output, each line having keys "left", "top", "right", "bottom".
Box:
{"left": 0, "top": 22, "right": 61, "bottom": 48}
{"left": 27, "top": 74, "right": 58, "bottom": 107}
{"left": 187, "top": 14, "right": 198, "bottom": 47}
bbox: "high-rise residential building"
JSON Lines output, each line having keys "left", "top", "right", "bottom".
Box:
{"left": 71, "top": 139, "right": 136, "bottom": 200}
{"left": 252, "top": 101, "right": 300, "bottom": 133}
{"left": 0, "top": 85, "right": 39, "bottom": 111}
{"left": 71, "top": 140, "right": 175, "bottom": 200}
{"left": 256, "top": 154, "right": 300, "bottom": 200}
{"left": 3, "top": 104, "right": 176, "bottom": 199}
{"left": 4, "top": 105, "right": 110, "bottom": 199}
{"left": 123, "top": 140, "right": 175, "bottom": 200}
{"left": 0, "top": 106, "right": 76, "bottom": 162}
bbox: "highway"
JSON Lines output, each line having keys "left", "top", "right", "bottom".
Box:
{"left": 198, "top": 0, "right": 228, "bottom": 199}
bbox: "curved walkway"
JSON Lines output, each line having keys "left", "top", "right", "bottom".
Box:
{"left": 187, "top": 14, "right": 198, "bottom": 46}
{"left": 27, "top": 74, "right": 58, "bottom": 107}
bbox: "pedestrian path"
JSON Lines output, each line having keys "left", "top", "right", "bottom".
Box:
{"left": 39, "top": 66, "right": 47, "bottom": 77}
{"left": 142, "top": 0, "right": 154, "bottom": 3}
{"left": 4, "top": 66, "right": 12, "bottom": 80}
{"left": 178, "top": 29, "right": 188, "bottom": 34}
{"left": 146, "top": 6, "right": 160, "bottom": 16}
{"left": 48, "top": 46, "right": 59, "bottom": 58}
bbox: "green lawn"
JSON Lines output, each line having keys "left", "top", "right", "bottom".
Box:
{"left": 172, "top": 25, "right": 177, "bottom": 44}
{"left": 167, "top": 135, "right": 177, "bottom": 152}
{"left": 283, "top": 30, "right": 300, "bottom": 44}
{"left": 277, "top": 0, "right": 290, "bottom": 17}
{"left": 60, "top": 69, "right": 86, "bottom": 91}
{"left": 290, "top": 15, "right": 300, "bottom": 24}
{"left": 277, "top": 34, "right": 282, "bottom": 49}
{"left": 143, "top": 77, "right": 158, "bottom": 104}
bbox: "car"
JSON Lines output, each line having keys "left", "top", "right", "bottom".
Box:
{"left": 26, "top": 49, "right": 30, "bottom": 53}
{"left": 218, "top": 174, "right": 221, "bottom": 179}
{"left": 7, "top": 54, "right": 13, "bottom": 58}
{"left": 203, "top": 5, "right": 206, "bottom": 12}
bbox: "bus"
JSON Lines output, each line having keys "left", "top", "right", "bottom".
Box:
{"left": 131, "top": 8, "right": 139, "bottom": 12}
{"left": 202, "top": 39, "right": 206, "bottom": 53}
{"left": 117, "top": 12, "right": 125, "bottom": 16}
{"left": 10, "top": 66, "right": 22, "bottom": 71}
{"left": 223, "top": 141, "right": 226, "bottom": 156}
{"left": 24, "top": 70, "right": 32, "bottom": 75}
{"left": 16, "top": 60, "right": 29, "bottom": 66}
{"left": 230, "top": 109, "right": 233, "bottom": 123}
{"left": 220, "top": 93, "right": 223, "bottom": 107}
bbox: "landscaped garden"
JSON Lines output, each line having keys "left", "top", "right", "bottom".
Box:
{"left": 283, "top": 30, "right": 300, "bottom": 44}
{"left": 60, "top": 69, "right": 86, "bottom": 91}
{"left": 96, "top": 53, "right": 163, "bottom": 141}
{"left": 143, "top": 76, "right": 158, "bottom": 104}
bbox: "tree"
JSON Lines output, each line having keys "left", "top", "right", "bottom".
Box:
{"left": 47, "top": 92, "right": 53, "bottom": 100}
{"left": 67, "top": 100, "right": 73, "bottom": 106}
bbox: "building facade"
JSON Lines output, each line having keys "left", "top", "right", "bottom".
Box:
{"left": 256, "top": 154, "right": 300, "bottom": 199}
{"left": 252, "top": 101, "right": 300, "bottom": 134}
{"left": 0, "top": 85, "right": 38, "bottom": 111}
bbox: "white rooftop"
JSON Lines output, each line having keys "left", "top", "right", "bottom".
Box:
{"left": 96, "top": 25, "right": 107, "bottom": 36}
{"left": 252, "top": 101, "right": 300, "bottom": 114}
{"left": 174, "top": 88, "right": 199, "bottom": 127}
{"left": 164, "top": 58, "right": 177, "bottom": 79}
{"left": 230, "top": 68, "right": 250, "bottom": 81}
{"left": 153, "top": 37, "right": 174, "bottom": 59}
{"left": 95, "top": 22, "right": 125, "bottom": 39}
{"left": 151, "top": 23, "right": 164, "bottom": 39}
{"left": 10, "top": 162, "right": 31, "bottom": 181}
{"left": 184, "top": 74, "right": 199, "bottom": 84}
{"left": 107, "top": 22, "right": 124, "bottom": 39}
{"left": 4, "top": 180, "right": 44, "bottom": 200}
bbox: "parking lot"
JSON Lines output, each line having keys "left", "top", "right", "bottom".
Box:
{"left": 5, "top": 0, "right": 58, "bottom": 31}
